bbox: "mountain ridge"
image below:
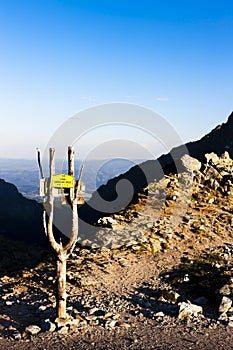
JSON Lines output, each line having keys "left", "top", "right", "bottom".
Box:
{"left": 79, "top": 111, "right": 233, "bottom": 224}
{"left": 1, "top": 111, "right": 233, "bottom": 244}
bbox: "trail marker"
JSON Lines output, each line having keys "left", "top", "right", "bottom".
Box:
{"left": 52, "top": 174, "right": 74, "bottom": 188}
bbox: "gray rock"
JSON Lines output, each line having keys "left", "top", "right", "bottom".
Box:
{"left": 218, "top": 313, "right": 228, "bottom": 321}
{"left": 181, "top": 154, "right": 202, "bottom": 172}
{"left": 55, "top": 316, "right": 73, "bottom": 328}
{"left": 58, "top": 326, "right": 69, "bottom": 335}
{"left": 7, "top": 326, "right": 22, "bottom": 340}
{"left": 25, "top": 325, "right": 41, "bottom": 335}
{"left": 146, "top": 222, "right": 154, "bottom": 229}
{"left": 178, "top": 301, "right": 203, "bottom": 320}
{"left": 227, "top": 320, "right": 233, "bottom": 329}
{"left": 11, "top": 331, "right": 21, "bottom": 340}
{"left": 38, "top": 305, "right": 47, "bottom": 312}
{"left": 219, "top": 296, "right": 232, "bottom": 314}
{"left": 154, "top": 311, "right": 165, "bottom": 317}
{"left": 179, "top": 274, "right": 190, "bottom": 283}
{"left": 105, "top": 320, "right": 117, "bottom": 328}
{"left": 89, "top": 307, "right": 100, "bottom": 315}
{"left": 205, "top": 152, "right": 220, "bottom": 165}
{"left": 219, "top": 284, "right": 231, "bottom": 296}
{"left": 208, "top": 198, "right": 215, "bottom": 204}
{"left": 97, "top": 217, "right": 117, "bottom": 227}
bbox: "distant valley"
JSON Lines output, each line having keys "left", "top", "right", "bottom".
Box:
{"left": 0, "top": 158, "right": 144, "bottom": 201}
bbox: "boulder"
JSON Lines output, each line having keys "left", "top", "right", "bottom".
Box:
{"left": 178, "top": 301, "right": 203, "bottom": 320}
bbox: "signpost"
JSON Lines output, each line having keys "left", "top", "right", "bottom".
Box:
{"left": 52, "top": 174, "right": 74, "bottom": 188}
{"left": 37, "top": 146, "right": 80, "bottom": 321}
{"left": 39, "top": 168, "right": 85, "bottom": 204}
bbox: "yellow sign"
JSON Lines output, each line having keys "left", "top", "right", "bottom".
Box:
{"left": 52, "top": 174, "right": 74, "bottom": 188}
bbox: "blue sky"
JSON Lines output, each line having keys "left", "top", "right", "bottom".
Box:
{"left": 0, "top": 0, "right": 233, "bottom": 159}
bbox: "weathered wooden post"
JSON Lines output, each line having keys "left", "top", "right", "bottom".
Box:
{"left": 40, "top": 146, "right": 78, "bottom": 320}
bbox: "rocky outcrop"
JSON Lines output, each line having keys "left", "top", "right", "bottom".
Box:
{"left": 78, "top": 152, "right": 233, "bottom": 251}
{"left": 79, "top": 112, "right": 233, "bottom": 225}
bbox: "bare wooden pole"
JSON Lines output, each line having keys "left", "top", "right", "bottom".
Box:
{"left": 64, "top": 146, "right": 78, "bottom": 252}
{"left": 41, "top": 146, "right": 79, "bottom": 320}
{"left": 68, "top": 146, "right": 75, "bottom": 201}
{"left": 47, "top": 148, "right": 60, "bottom": 254}
{"left": 56, "top": 250, "right": 68, "bottom": 319}
{"left": 56, "top": 146, "right": 76, "bottom": 319}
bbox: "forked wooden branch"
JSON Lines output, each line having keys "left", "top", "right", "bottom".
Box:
{"left": 47, "top": 148, "right": 61, "bottom": 254}
{"left": 43, "top": 146, "right": 79, "bottom": 319}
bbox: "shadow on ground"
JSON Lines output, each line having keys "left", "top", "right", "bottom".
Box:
{"left": 161, "top": 246, "right": 232, "bottom": 318}
{"left": 128, "top": 246, "right": 233, "bottom": 320}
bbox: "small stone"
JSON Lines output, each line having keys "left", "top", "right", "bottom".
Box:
{"left": 146, "top": 222, "right": 154, "bottom": 229}
{"left": 12, "top": 332, "right": 21, "bottom": 340}
{"left": 5, "top": 301, "right": 13, "bottom": 306}
{"left": 89, "top": 307, "right": 99, "bottom": 315}
{"left": 215, "top": 263, "right": 221, "bottom": 269}
{"left": 41, "top": 319, "right": 56, "bottom": 332}
{"left": 25, "top": 325, "right": 41, "bottom": 335}
{"left": 178, "top": 301, "right": 203, "bottom": 320}
{"left": 55, "top": 316, "right": 73, "bottom": 328}
{"left": 71, "top": 318, "right": 84, "bottom": 327}
{"left": 69, "top": 324, "right": 78, "bottom": 333}
{"left": 219, "top": 313, "right": 228, "bottom": 321}
{"left": 154, "top": 311, "right": 165, "bottom": 317}
{"left": 38, "top": 305, "right": 47, "bottom": 312}
{"left": 181, "top": 154, "right": 202, "bottom": 172}
{"left": 219, "top": 284, "right": 231, "bottom": 296}
{"left": 105, "top": 320, "right": 117, "bottom": 328}
{"left": 97, "top": 217, "right": 117, "bottom": 227}
{"left": 74, "top": 315, "right": 87, "bottom": 325}
{"left": 89, "top": 319, "right": 99, "bottom": 326}
{"left": 179, "top": 274, "right": 190, "bottom": 283}
{"left": 227, "top": 320, "right": 233, "bottom": 328}
{"left": 104, "top": 312, "right": 114, "bottom": 319}
{"left": 205, "top": 152, "right": 220, "bottom": 165}
{"left": 219, "top": 296, "right": 232, "bottom": 314}
{"left": 119, "top": 322, "right": 130, "bottom": 328}
{"left": 86, "top": 315, "right": 98, "bottom": 321}
{"left": 184, "top": 274, "right": 190, "bottom": 282}
{"left": 58, "top": 326, "right": 68, "bottom": 335}
{"left": 112, "top": 314, "right": 120, "bottom": 320}
{"left": 149, "top": 240, "right": 162, "bottom": 253}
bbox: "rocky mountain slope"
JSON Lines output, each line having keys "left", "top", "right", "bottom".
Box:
{"left": 79, "top": 111, "right": 233, "bottom": 225}
{"left": 1, "top": 112, "right": 233, "bottom": 349}
{"left": 0, "top": 151, "right": 233, "bottom": 349}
